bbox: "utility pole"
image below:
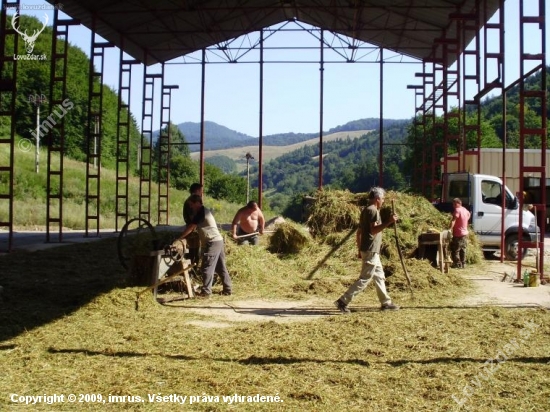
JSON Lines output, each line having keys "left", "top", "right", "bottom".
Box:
{"left": 29, "top": 94, "right": 48, "bottom": 173}
{"left": 245, "top": 152, "right": 254, "bottom": 203}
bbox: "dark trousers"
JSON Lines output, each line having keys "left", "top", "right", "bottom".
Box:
{"left": 237, "top": 227, "right": 259, "bottom": 245}
{"left": 201, "top": 240, "right": 232, "bottom": 294}
{"left": 450, "top": 236, "right": 468, "bottom": 267}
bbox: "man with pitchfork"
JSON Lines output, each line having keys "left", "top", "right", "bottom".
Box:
{"left": 334, "top": 187, "right": 400, "bottom": 313}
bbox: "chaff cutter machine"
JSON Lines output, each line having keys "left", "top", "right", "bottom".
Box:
{"left": 117, "top": 218, "right": 201, "bottom": 309}
{"left": 134, "top": 238, "right": 200, "bottom": 310}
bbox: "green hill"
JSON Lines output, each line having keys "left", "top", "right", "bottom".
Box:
{"left": 6, "top": 14, "right": 142, "bottom": 170}
{"left": 178, "top": 118, "right": 407, "bottom": 152}
{"left": 190, "top": 129, "right": 371, "bottom": 171}
{"left": 0, "top": 138, "right": 242, "bottom": 230}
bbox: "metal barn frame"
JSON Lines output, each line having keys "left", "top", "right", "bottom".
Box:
{"left": 0, "top": 0, "right": 546, "bottom": 279}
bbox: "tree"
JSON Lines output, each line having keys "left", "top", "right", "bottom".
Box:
{"left": 11, "top": 15, "right": 141, "bottom": 170}
{"left": 206, "top": 155, "right": 237, "bottom": 174}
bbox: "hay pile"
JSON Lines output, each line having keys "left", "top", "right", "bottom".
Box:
{"left": 305, "top": 189, "right": 360, "bottom": 237}
{"left": 302, "top": 189, "right": 483, "bottom": 293}
{"left": 380, "top": 190, "right": 482, "bottom": 265}
{"left": 268, "top": 221, "right": 311, "bottom": 254}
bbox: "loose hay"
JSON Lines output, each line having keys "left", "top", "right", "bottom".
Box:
{"left": 303, "top": 189, "right": 484, "bottom": 293}
{"left": 2, "top": 219, "right": 548, "bottom": 412}
{"left": 268, "top": 221, "right": 311, "bottom": 254}
{"left": 305, "top": 189, "right": 361, "bottom": 237}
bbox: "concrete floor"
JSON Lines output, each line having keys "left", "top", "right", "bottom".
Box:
{"left": 457, "top": 233, "right": 550, "bottom": 309}
{"left": 0, "top": 228, "right": 120, "bottom": 254}
{"left": 0, "top": 225, "right": 182, "bottom": 254}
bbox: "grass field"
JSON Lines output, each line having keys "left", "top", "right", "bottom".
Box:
{"left": 1, "top": 229, "right": 549, "bottom": 411}
{"left": 0, "top": 137, "right": 251, "bottom": 230}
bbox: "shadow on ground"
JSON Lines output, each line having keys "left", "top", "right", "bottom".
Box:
{"left": 0, "top": 238, "right": 127, "bottom": 342}
{"left": 45, "top": 346, "right": 550, "bottom": 366}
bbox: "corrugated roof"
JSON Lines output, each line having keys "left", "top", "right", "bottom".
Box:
{"left": 47, "top": 0, "right": 501, "bottom": 66}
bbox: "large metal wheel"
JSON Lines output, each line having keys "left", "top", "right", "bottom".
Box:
{"left": 118, "top": 218, "right": 157, "bottom": 270}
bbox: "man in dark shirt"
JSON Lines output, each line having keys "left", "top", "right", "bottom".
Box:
{"left": 183, "top": 183, "right": 203, "bottom": 266}
{"left": 334, "top": 187, "right": 400, "bottom": 313}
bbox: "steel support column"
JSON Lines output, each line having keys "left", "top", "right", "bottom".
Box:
{"left": 115, "top": 45, "right": 138, "bottom": 231}
{"left": 424, "top": 60, "right": 440, "bottom": 201}
{"left": 417, "top": 62, "right": 433, "bottom": 198}
{"left": 481, "top": 0, "right": 506, "bottom": 263}
{"left": 516, "top": 0, "right": 546, "bottom": 279}
{"left": 199, "top": 48, "right": 206, "bottom": 186}
{"left": 157, "top": 80, "right": 178, "bottom": 225}
{"left": 46, "top": 11, "right": 78, "bottom": 243}
{"left": 431, "top": 58, "right": 445, "bottom": 199}
{"left": 138, "top": 60, "right": 162, "bottom": 223}
{"left": 460, "top": 2, "right": 483, "bottom": 175}
{"left": 86, "top": 19, "right": 114, "bottom": 236}
{"left": 378, "top": 48, "right": 383, "bottom": 187}
{"left": 258, "top": 29, "right": 264, "bottom": 208}
{"left": 318, "top": 29, "right": 324, "bottom": 189}
{"left": 0, "top": 0, "right": 19, "bottom": 252}
{"left": 439, "top": 33, "right": 462, "bottom": 176}
{"left": 407, "top": 84, "right": 424, "bottom": 193}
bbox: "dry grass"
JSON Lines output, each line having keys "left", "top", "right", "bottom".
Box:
{"left": 1, "top": 191, "right": 549, "bottom": 411}
{"left": 267, "top": 221, "right": 311, "bottom": 254}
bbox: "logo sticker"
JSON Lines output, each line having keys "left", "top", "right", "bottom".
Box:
{"left": 12, "top": 11, "right": 48, "bottom": 60}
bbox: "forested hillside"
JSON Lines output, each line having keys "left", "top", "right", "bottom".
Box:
{"left": 4, "top": 15, "right": 142, "bottom": 170}
{"left": 255, "top": 121, "right": 411, "bottom": 215}
{"left": 4, "top": 15, "right": 256, "bottom": 209}
{"left": 175, "top": 121, "right": 254, "bottom": 151}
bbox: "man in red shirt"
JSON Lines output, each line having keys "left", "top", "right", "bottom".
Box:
{"left": 450, "top": 198, "right": 471, "bottom": 269}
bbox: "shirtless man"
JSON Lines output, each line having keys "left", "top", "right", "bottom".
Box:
{"left": 231, "top": 201, "right": 265, "bottom": 245}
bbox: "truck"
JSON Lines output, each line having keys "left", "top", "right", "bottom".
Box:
{"left": 445, "top": 149, "right": 550, "bottom": 231}
{"left": 434, "top": 172, "right": 538, "bottom": 260}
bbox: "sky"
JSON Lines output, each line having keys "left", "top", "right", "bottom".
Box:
{"left": 9, "top": 0, "right": 548, "bottom": 138}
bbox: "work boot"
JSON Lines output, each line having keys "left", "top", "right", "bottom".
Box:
{"left": 334, "top": 299, "right": 350, "bottom": 314}
{"left": 195, "top": 290, "right": 211, "bottom": 299}
{"left": 381, "top": 302, "right": 400, "bottom": 311}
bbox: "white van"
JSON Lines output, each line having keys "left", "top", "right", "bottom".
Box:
{"left": 435, "top": 173, "right": 538, "bottom": 260}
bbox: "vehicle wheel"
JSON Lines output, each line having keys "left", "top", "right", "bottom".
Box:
{"left": 504, "top": 234, "right": 527, "bottom": 261}
{"left": 118, "top": 218, "right": 157, "bottom": 270}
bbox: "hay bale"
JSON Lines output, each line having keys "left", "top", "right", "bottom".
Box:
{"left": 305, "top": 189, "right": 361, "bottom": 237}
{"left": 268, "top": 221, "right": 310, "bottom": 254}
